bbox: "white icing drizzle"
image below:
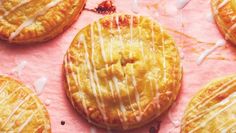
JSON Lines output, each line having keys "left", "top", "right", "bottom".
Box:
{"left": 212, "top": 0, "right": 229, "bottom": 15}
{"left": 115, "top": 15, "right": 124, "bottom": 49}
{"left": 18, "top": 111, "right": 36, "bottom": 132}
{"left": 176, "top": 0, "right": 191, "bottom": 9}
{"left": 97, "top": 22, "right": 107, "bottom": 61}
{"left": 215, "top": 116, "right": 236, "bottom": 132}
{"left": 70, "top": 61, "right": 79, "bottom": 86}
{"left": 64, "top": 55, "right": 76, "bottom": 107}
{"left": 113, "top": 15, "right": 129, "bottom": 124}
{"left": 9, "top": 0, "right": 61, "bottom": 41}
{"left": 112, "top": 76, "right": 127, "bottom": 123}
{"left": 117, "top": 14, "right": 138, "bottom": 123}
{"left": 93, "top": 23, "right": 111, "bottom": 124}
{"left": 221, "top": 122, "right": 236, "bottom": 133}
{"left": 0, "top": 0, "right": 30, "bottom": 20}
{"left": 33, "top": 76, "right": 48, "bottom": 95}
{"left": 160, "top": 27, "right": 167, "bottom": 81}
{"left": 231, "top": 16, "right": 236, "bottom": 21}
{"left": 196, "top": 39, "right": 226, "bottom": 65}
{"left": 189, "top": 92, "right": 236, "bottom": 133}
{"left": 131, "top": 64, "right": 142, "bottom": 121}
{"left": 151, "top": 20, "right": 155, "bottom": 50}
{"left": 1, "top": 94, "right": 32, "bottom": 129}
{"left": 66, "top": 45, "right": 90, "bottom": 121}
{"left": 33, "top": 125, "right": 44, "bottom": 133}
{"left": 182, "top": 78, "right": 236, "bottom": 126}
{"left": 11, "top": 60, "right": 28, "bottom": 77}
{"left": 80, "top": 34, "right": 108, "bottom": 122}
{"left": 131, "top": 0, "right": 140, "bottom": 14}
{"left": 5, "top": 102, "right": 35, "bottom": 131}
{"left": 130, "top": 15, "right": 143, "bottom": 117}
{"left": 218, "top": 0, "right": 229, "bottom": 9}
{"left": 107, "top": 16, "right": 116, "bottom": 100}
{"left": 0, "top": 81, "right": 9, "bottom": 94}
{"left": 44, "top": 99, "right": 51, "bottom": 106}
{"left": 226, "top": 23, "right": 236, "bottom": 39}
{"left": 0, "top": 86, "right": 22, "bottom": 103}
{"left": 0, "top": 0, "right": 6, "bottom": 12}
{"left": 130, "top": 15, "right": 133, "bottom": 45}
{"left": 137, "top": 15, "right": 144, "bottom": 56}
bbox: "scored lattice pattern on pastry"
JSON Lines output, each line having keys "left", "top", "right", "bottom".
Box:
{"left": 0, "top": 0, "right": 86, "bottom": 44}
{"left": 181, "top": 75, "right": 236, "bottom": 133}
{"left": 211, "top": 0, "right": 236, "bottom": 45}
{"left": 64, "top": 14, "right": 182, "bottom": 130}
{"left": 0, "top": 75, "right": 51, "bottom": 132}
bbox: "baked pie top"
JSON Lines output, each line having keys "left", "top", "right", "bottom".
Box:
{"left": 181, "top": 75, "right": 236, "bottom": 133}
{"left": 64, "top": 14, "right": 182, "bottom": 130}
{"left": 0, "top": 75, "right": 51, "bottom": 132}
{"left": 0, "top": 0, "right": 86, "bottom": 44}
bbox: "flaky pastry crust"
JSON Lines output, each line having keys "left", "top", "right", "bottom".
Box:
{"left": 0, "top": 75, "right": 51, "bottom": 132}
{"left": 0, "top": 0, "right": 86, "bottom": 44}
{"left": 64, "top": 14, "right": 182, "bottom": 130}
{"left": 181, "top": 75, "right": 236, "bottom": 133}
{"left": 211, "top": 0, "right": 236, "bottom": 45}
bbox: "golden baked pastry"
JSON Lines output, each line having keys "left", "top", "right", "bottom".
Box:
{"left": 64, "top": 14, "right": 182, "bottom": 130}
{"left": 181, "top": 75, "right": 236, "bottom": 133}
{"left": 0, "top": 0, "right": 86, "bottom": 44}
{"left": 0, "top": 75, "right": 51, "bottom": 132}
{"left": 211, "top": 0, "right": 236, "bottom": 45}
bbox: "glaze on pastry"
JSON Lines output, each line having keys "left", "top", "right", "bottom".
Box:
{"left": 0, "top": 0, "right": 86, "bottom": 44}
{"left": 211, "top": 0, "right": 236, "bottom": 45}
{"left": 0, "top": 75, "right": 51, "bottom": 132}
{"left": 64, "top": 14, "right": 182, "bottom": 130}
{"left": 181, "top": 75, "right": 236, "bottom": 133}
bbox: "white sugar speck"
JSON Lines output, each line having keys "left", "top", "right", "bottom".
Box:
{"left": 206, "top": 12, "right": 214, "bottom": 23}
{"left": 34, "top": 76, "right": 48, "bottom": 95}
{"left": 11, "top": 60, "right": 28, "bottom": 77}
{"left": 45, "top": 99, "right": 51, "bottom": 106}
{"left": 215, "top": 39, "right": 226, "bottom": 47}
{"left": 131, "top": 0, "right": 140, "bottom": 14}
{"left": 168, "top": 109, "right": 181, "bottom": 127}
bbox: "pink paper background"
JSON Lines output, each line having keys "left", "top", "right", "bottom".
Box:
{"left": 1, "top": 0, "right": 236, "bottom": 133}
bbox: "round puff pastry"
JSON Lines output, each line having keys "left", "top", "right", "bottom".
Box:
{"left": 181, "top": 75, "right": 236, "bottom": 133}
{"left": 211, "top": 0, "right": 236, "bottom": 45}
{"left": 0, "top": 0, "right": 86, "bottom": 44}
{"left": 64, "top": 14, "right": 182, "bottom": 130}
{"left": 0, "top": 75, "right": 51, "bottom": 132}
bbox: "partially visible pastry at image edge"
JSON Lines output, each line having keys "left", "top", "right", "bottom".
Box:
{"left": 0, "top": 0, "right": 86, "bottom": 44}
{"left": 64, "top": 14, "right": 182, "bottom": 130}
{"left": 181, "top": 75, "right": 236, "bottom": 133}
{"left": 0, "top": 75, "right": 51, "bottom": 132}
{"left": 211, "top": 0, "right": 236, "bottom": 45}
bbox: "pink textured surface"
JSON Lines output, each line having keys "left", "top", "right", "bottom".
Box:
{"left": 1, "top": 0, "right": 236, "bottom": 133}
